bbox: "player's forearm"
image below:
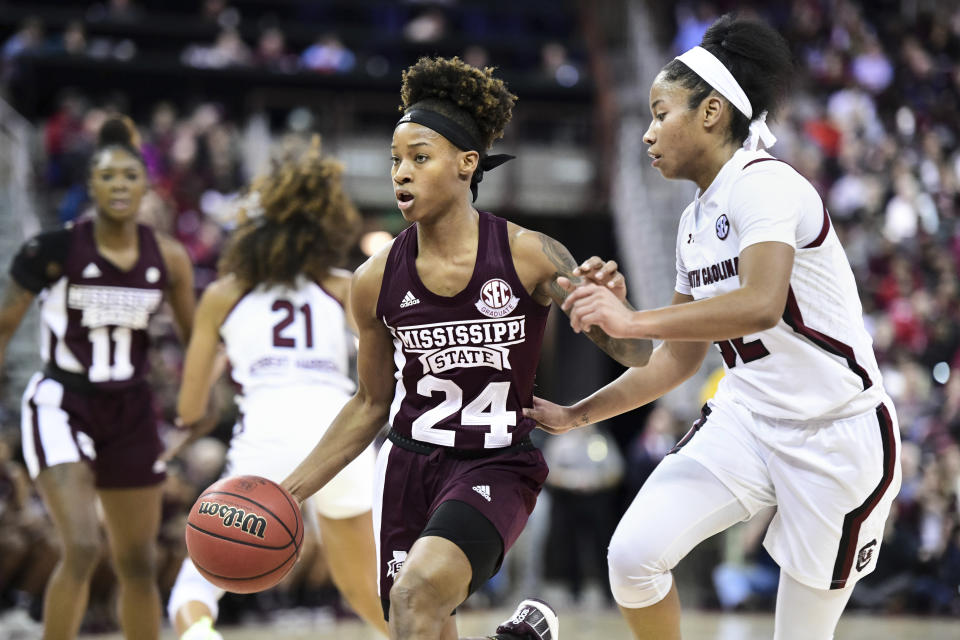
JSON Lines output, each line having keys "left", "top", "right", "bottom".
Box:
{"left": 587, "top": 300, "right": 653, "bottom": 366}
{"left": 282, "top": 393, "right": 389, "bottom": 502}
{"left": 631, "top": 286, "right": 781, "bottom": 341}
{"left": 570, "top": 341, "right": 702, "bottom": 425}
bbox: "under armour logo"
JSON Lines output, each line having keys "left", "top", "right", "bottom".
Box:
{"left": 472, "top": 484, "right": 491, "bottom": 502}
{"left": 856, "top": 539, "right": 877, "bottom": 572}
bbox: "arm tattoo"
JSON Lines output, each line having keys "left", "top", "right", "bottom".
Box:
{"left": 538, "top": 233, "right": 581, "bottom": 302}
{"left": 537, "top": 234, "right": 653, "bottom": 367}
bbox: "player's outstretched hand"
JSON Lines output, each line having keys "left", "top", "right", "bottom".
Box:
{"left": 561, "top": 283, "right": 635, "bottom": 337}
{"left": 573, "top": 256, "right": 627, "bottom": 302}
{"left": 524, "top": 396, "right": 588, "bottom": 435}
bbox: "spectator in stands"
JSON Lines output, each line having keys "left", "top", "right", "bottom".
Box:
{"left": 181, "top": 29, "right": 251, "bottom": 69}
{"left": 254, "top": 26, "right": 297, "bottom": 73}
{"left": 300, "top": 34, "right": 355, "bottom": 73}
{"left": 2, "top": 17, "right": 44, "bottom": 62}
{"left": 540, "top": 41, "right": 580, "bottom": 88}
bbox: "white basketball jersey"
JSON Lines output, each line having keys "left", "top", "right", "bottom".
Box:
{"left": 222, "top": 276, "right": 356, "bottom": 408}
{"left": 675, "top": 148, "right": 884, "bottom": 420}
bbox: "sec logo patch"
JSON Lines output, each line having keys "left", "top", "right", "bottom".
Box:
{"left": 475, "top": 278, "right": 519, "bottom": 318}
{"left": 715, "top": 214, "right": 730, "bottom": 240}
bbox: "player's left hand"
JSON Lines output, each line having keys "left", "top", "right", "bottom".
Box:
{"left": 561, "top": 283, "right": 636, "bottom": 337}
{"left": 573, "top": 256, "right": 627, "bottom": 302}
{"left": 524, "top": 396, "right": 586, "bottom": 435}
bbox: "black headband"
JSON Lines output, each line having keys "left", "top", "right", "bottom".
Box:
{"left": 397, "top": 108, "right": 515, "bottom": 202}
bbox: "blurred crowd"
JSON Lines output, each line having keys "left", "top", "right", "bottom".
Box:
{"left": 2, "top": 0, "right": 960, "bottom": 634}
{"left": 1, "top": 0, "right": 585, "bottom": 90}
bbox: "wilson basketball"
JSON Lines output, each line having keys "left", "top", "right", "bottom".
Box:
{"left": 185, "top": 475, "right": 304, "bottom": 593}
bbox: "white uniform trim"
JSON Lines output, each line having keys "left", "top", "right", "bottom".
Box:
{"left": 20, "top": 373, "right": 92, "bottom": 478}
{"left": 372, "top": 440, "right": 394, "bottom": 598}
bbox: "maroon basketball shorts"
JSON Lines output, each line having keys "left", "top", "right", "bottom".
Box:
{"left": 21, "top": 372, "right": 165, "bottom": 488}
{"left": 372, "top": 438, "right": 549, "bottom": 602}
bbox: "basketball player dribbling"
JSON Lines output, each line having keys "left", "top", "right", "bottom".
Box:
{"left": 281, "top": 56, "right": 652, "bottom": 640}
{"left": 164, "top": 139, "right": 388, "bottom": 638}
{"left": 526, "top": 14, "right": 902, "bottom": 640}
{"left": 0, "top": 116, "right": 195, "bottom": 640}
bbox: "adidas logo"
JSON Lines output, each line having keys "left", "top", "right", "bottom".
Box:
{"left": 400, "top": 291, "right": 420, "bottom": 308}
{"left": 82, "top": 262, "right": 102, "bottom": 279}
{"left": 472, "top": 484, "right": 491, "bottom": 502}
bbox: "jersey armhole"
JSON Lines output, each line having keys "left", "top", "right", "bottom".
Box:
{"left": 495, "top": 215, "right": 551, "bottom": 315}
{"left": 374, "top": 235, "right": 405, "bottom": 320}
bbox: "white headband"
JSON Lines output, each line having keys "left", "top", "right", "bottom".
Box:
{"left": 674, "top": 46, "right": 776, "bottom": 151}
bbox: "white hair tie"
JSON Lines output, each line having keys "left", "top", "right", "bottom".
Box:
{"left": 675, "top": 46, "right": 776, "bottom": 150}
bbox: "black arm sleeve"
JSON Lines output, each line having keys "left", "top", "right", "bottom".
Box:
{"left": 9, "top": 228, "right": 72, "bottom": 294}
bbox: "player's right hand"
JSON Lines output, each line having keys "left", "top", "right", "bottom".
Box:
{"left": 574, "top": 256, "right": 627, "bottom": 302}
{"left": 523, "top": 396, "right": 588, "bottom": 435}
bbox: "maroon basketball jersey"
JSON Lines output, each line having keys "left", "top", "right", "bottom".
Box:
{"left": 10, "top": 219, "right": 168, "bottom": 390}
{"left": 376, "top": 211, "right": 549, "bottom": 451}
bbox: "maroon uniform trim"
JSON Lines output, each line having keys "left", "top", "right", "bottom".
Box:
{"left": 802, "top": 205, "right": 832, "bottom": 249}
{"left": 741, "top": 157, "right": 832, "bottom": 249}
{"left": 742, "top": 157, "right": 788, "bottom": 170}
{"left": 669, "top": 404, "right": 712, "bottom": 454}
{"left": 28, "top": 394, "right": 48, "bottom": 471}
{"left": 829, "top": 403, "right": 897, "bottom": 589}
{"left": 781, "top": 287, "right": 872, "bottom": 390}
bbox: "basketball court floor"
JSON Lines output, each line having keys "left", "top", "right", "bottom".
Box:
{"left": 76, "top": 608, "right": 959, "bottom": 639}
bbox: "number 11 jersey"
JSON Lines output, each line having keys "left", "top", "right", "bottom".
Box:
{"left": 10, "top": 219, "right": 166, "bottom": 390}
{"left": 376, "top": 211, "right": 550, "bottom": 451}
{"left": 675, "top": 148, "right": 884, "bottom": 421}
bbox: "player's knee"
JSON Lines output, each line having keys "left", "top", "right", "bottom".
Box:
{"left": 59, "top": 536, "right": 103, "bottom": 578}
{"left": 112, "top": 545, "right": 157, "bottom": 582}
{"left": 607, "top": 527, "right": 674, "bottom": 607}
{"left": 389, "top": 568, "right": 450, "bottom": 618}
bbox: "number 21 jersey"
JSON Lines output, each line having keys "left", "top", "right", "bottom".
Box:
{"left": 376, "top": 211, "right": 550, "bottom": 451}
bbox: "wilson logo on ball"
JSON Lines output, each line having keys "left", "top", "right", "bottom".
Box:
{"left": 197, "top": 501, "right": 267, "bottom": 539}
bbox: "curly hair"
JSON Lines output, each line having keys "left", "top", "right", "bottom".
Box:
{"left": 219, "top": 137, "right": 361, "bottom": 288}
{"left": 400, "top": 56, "right": 516, "bottom": 150}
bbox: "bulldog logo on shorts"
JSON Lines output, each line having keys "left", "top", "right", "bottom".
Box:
{"left": 386, "top": 550, "right": 407, "bottom": 578}
{"left": 476, "top": 278, "right": 519, "bottom": 318}
{"left": 856, "top": 539, "right": 877, "bottom": 572}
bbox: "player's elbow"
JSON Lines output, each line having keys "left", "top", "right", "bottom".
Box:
{"left": 753, "top": 307, "right": 782, "bottom": 332}
{"left": 615, "top": 340, "right": 653, "bottom": 368}
{"left": 355, "top": 387, "right": 392, "bottom": 425}
{"left": 742, "top": 288, "right": 785, "bottom": 333}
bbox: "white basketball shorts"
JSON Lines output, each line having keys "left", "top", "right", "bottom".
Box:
{"left": 672, "top": 394, "right": 901, "bottom": 590}
{"left": 224, "top": 384, "right": 374, "bottom": 520}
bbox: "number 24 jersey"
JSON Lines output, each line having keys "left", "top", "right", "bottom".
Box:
{"left": 376, "top": 211, "right": 550, "bottom": 451}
